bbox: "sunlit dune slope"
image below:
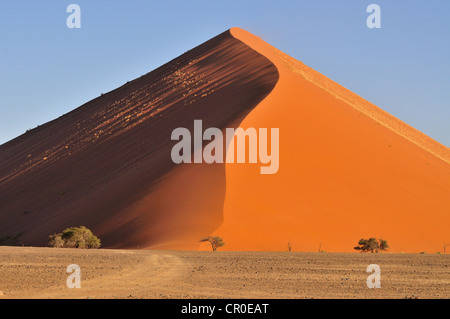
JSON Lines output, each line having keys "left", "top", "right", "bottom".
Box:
{"left": 211, "top": 28, "right": 449, "bottom": 253}
{"left": 0, "top": 30, "right": 278, "bottom": 248}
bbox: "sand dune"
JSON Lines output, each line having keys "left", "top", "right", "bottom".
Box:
{"left": 0, "top": 30, "right": 278, "bottom": 249}
{"left": 0, "top": 28, "right": 448, "bottom": 253}
{"left": 213, "top": 28, "right": 450, "bottom": 253}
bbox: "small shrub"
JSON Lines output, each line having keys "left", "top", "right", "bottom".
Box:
{"left": 48, "top": 226, "right": 101, "bottom": 249}
{"left": 354, "top": 238, "right": 388, "bottom": 253}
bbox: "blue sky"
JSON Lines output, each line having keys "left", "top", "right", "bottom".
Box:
{"left": 0, "top": 0, "right": 449, "bottom": 146}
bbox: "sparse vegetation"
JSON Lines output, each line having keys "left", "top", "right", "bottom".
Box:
{"left": 48, "top": 226, "right": 101, "bottom": 249}
{"left": 354, "top": 238, "right": 389, "bottom": 253}
{"left": 200, "top": 236, "right": 225, "bottom": 251}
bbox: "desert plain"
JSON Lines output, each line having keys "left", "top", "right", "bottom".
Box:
{"left": 0, "top": 246, "right": 448, "bottom": 299}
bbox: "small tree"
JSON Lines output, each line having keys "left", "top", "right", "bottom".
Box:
{"left": 354, "top": 238, "right": 379, "bottom": 253}
{"left": 354, "top": 238, "right": 388, "bottom": 253}
{"left": 200, "top": 236, "right": 225, "bottom": 251}
{"left": 48, "top": 226, "right": 101, "bottom": 249}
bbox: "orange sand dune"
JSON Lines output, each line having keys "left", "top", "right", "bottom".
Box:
{"left": 212, "top": 28, "right": 450, "bottom": 253}
{"left": 0, "top": 28, "right": 448, "bottom": 253}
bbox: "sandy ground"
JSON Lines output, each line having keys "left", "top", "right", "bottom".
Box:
{"left": 0, "top": 247, "right": 448, "bottom": 299}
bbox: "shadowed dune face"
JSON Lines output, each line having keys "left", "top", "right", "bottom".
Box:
{"left": 0, "top": 30, "right": 279, "bottom": 248}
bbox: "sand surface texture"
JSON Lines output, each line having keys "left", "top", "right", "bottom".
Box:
{"left": 0, "top": 247, "right": 448, "bottom": 299}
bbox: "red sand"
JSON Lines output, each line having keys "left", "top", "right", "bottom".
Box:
{"left": 0, "top": 28, "right": 448, "bottom": 253}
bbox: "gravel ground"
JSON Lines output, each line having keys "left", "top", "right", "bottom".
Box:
{"left": 0, "top": 247, "right": 448, "bottom": 299}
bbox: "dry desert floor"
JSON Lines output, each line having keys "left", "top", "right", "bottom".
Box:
{"left": 0, "top": 246, "right": 448, "bottom": 299}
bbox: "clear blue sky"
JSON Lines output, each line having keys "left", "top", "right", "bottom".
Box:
{"left": 1, "top": 0, "right": 449, "bottom": 146}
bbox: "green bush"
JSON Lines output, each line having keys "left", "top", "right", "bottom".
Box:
{"left": 48, "top": 226, "right": 101, "bottom": 249}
